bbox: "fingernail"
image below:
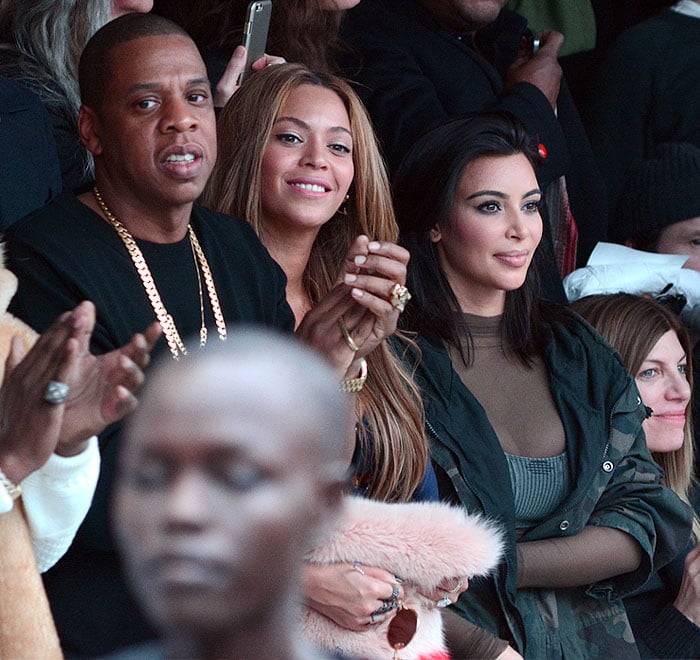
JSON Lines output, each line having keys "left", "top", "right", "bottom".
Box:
{"left": 355, "top": 255, "right": 367, "bottom": 266}
{"left": 351, "top": 288, "right": 364, "bottom": 298}
{"left": 368, "top": 241, "right": 381, "bottom": 251}
{"left": 345, "top": 273, "right": 357, "bottom": 283}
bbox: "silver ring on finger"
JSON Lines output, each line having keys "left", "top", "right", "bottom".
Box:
{"left": 372, "top": 600, "right": 395, "bottom": 616}
{"left": 446, "top": 578, "right": 464, "bottom": 594}
{"left": 43, "top": 380, "right": 70, "bottom": 405}
{"left": 388, "top": 583, "right": 399, "bottom": 603}
{"left": 436, "top": 594, "right": 452, "bottom": 608}
{"left": 369, "top": 612, "right": 378, "bottom": 625}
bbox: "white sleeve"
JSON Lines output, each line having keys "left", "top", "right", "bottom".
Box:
{"left": 20, "top": 437, "right": 100, "bottom": 573}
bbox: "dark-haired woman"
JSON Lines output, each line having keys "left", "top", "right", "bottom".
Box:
{"left": 394, "top": 112, "right": 692, "bottom": 658}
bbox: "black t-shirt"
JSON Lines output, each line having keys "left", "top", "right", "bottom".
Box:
{"left": 6, "top": 191, "right": 295, "bottom": 656}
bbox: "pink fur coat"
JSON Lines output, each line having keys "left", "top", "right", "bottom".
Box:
{"left": 302, "top": 496, "right": 504, "bottom": 660}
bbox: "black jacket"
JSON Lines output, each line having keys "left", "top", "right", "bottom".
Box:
{"left": 341, "top": 0, "right": 607, "bottom": 268}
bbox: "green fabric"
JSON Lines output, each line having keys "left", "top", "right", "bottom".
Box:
{"left": 506, "top": 453, "right": 570, "bottom": 529}
{"left": 508, "top": 0, "right": 596, "bottom": 56}
{"left": 407, "top": 311, "right": 693, "bottom": 658}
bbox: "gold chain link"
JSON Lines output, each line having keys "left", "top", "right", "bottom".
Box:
{"left": 93, "top": 186, "right": 227, "bottom": 360}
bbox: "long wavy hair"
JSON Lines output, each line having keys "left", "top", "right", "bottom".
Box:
{"left": 572, "top": 293, "right": 699, "bottom": 540}
{"left": 202, "top": 63, "right": 428, "bottom": 502}
{"left": 0, "top": 0, "right": 112, "bottom": 179}
{"left": 157, "top": 0, "right": 344, "bottom": 73}
{"left": 393, "top": 112, "right": 550, "bottom": 365}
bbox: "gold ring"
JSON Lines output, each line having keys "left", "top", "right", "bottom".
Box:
{"left": 390, "top": 283, "right": 411, "bottom": 312}
{"left": 338, "top": 319, "right": 359, "bottom": 352}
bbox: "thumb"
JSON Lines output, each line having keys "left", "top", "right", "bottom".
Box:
{"left": 215, "top": 45, "right": 247, "bottom": 108}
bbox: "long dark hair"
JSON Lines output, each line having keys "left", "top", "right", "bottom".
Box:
{"left": 394, "top": 112, "right": 548, "bottom": 364}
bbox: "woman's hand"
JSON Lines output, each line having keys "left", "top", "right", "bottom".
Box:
{"left": 296, "top": 235, "right": 410, "bottom": 376}
{"left": 302, "top": 562, "right": 405, "bottom": 631}
{"left": 0, "top": 307, "right": 81, "bottom": 484}
{"left": 56, "top": 302, "right": 161, "bottom": 454}
{"left": 674, "top": 543, "right": 700, "bottom": 626}
{"left": 418, "top": 575, "right": 469, "bottom": 608}
{"left": 214, "top": 44, "right": 286, "bottom": 108}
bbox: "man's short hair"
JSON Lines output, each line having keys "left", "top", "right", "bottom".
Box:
{"left": 79, "top": 13, "right": 192, "bottom": 110}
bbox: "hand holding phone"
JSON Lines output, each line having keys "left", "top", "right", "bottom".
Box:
{"left": 239, "top": 0, "right": 272, "bottom": 85}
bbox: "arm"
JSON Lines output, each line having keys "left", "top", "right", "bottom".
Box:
{"left": 673, "top": 543, "right": 700, "bottom": 626}
{"left": 340, "top": 4, "right": 569, "bottom": 178}
{"left": 21, "top": 438, "right": 100, "bottom": 573}
{"left": 517, "top": 526, "right": 641, "bottom": 589}
{"left": 442, "top": 607, "right": 516, "bottom": 659}
{"left": 0, "top": 302, "right": 159, "bottom": 571}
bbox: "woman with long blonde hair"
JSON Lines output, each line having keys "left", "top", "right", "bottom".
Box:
{"left": 572, "top": 292, "right": 700, "bottom": 659}
{"left": 204, "top": 62, "right": 426, "bottom": 502}
{"left": 201, "top": 62, "right": 467, "bottom": 640}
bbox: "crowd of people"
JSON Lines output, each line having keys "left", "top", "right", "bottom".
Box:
{"left": 0, "top": 1, "right": 697, "bottom": 659}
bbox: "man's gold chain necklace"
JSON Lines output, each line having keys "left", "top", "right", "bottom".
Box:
{"left": 92, "top": 186, "right": 227, "bottom": 360}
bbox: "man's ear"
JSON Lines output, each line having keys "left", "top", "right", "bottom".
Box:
{"left": 429, "top": 226, "right": 442, "bottom": 243}
{"left": 78, "top": 106, "right": 103, "bottom": 156}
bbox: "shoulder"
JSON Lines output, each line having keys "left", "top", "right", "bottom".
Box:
{"left": 192, "top": 205, "right": 261, "bottom": 241}
{"left": 0, "top": 76, "right": 46, "bottom": 114}
{"left": 606, "top": 12, "right": 677, "bottom": 59}
{"left": 544, "top": 307, "right": 641, "bottom": 411}
{"left": 7, "top": 193, "right": 98, "bottom": 245}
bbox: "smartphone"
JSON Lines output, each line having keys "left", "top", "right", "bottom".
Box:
{"left": 239, "top": 0, "right": 272, "bottom": 85}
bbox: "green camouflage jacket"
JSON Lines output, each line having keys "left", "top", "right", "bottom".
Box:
{"left": 410, "top": 312, "right": 692, "bottom": 659}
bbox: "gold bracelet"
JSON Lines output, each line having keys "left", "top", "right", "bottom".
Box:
{"left": 340, "top": 358, "right": 368, "bottom": 393}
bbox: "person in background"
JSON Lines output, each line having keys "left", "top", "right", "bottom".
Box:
{"left": 0, "top": 0, "right": 153, "bottom": 192}
{"left": 610, "top": 142, "right": 700, "bottom": 272}
{"left": 0, "top": 300, "right": 158, "bottom": 658}
{"left": 394, "top": 111, "right": 692, "bottom": 657}
{"left": 585, "top": 0, "right": 700, "bottom": 216}
{"left": 113, "top": 329, "right": 348, "bottom": 660}
{"left": 572, "top": 292, "right": 700, "bottom": 659}
{"left": 0, "top": 75, "right": 61, "bottom": 230}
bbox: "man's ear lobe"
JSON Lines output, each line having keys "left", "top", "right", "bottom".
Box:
{"left": 78, "top": 106, "right": 103, "bottom": 156}
{"left": 429, "top": 226, "right": 442, "bottom": 243}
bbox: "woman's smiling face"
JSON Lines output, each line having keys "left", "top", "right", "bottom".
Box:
{"left": 431, "top": 153, "right": 542, "bottom": 316}
{"left": 260, "top": 84, "right": 354, "bottom": 237}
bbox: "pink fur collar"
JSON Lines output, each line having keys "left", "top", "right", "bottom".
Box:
{"left": 302, "top": 496, "right": 503, "bottom": 659}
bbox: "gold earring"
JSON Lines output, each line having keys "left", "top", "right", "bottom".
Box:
{"left": 337, "top": 194, "right": 350, "bottom": 217}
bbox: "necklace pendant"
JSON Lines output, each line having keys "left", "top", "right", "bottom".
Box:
{"left": 200, "top": 325, "right": 208, "bottom": 347}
